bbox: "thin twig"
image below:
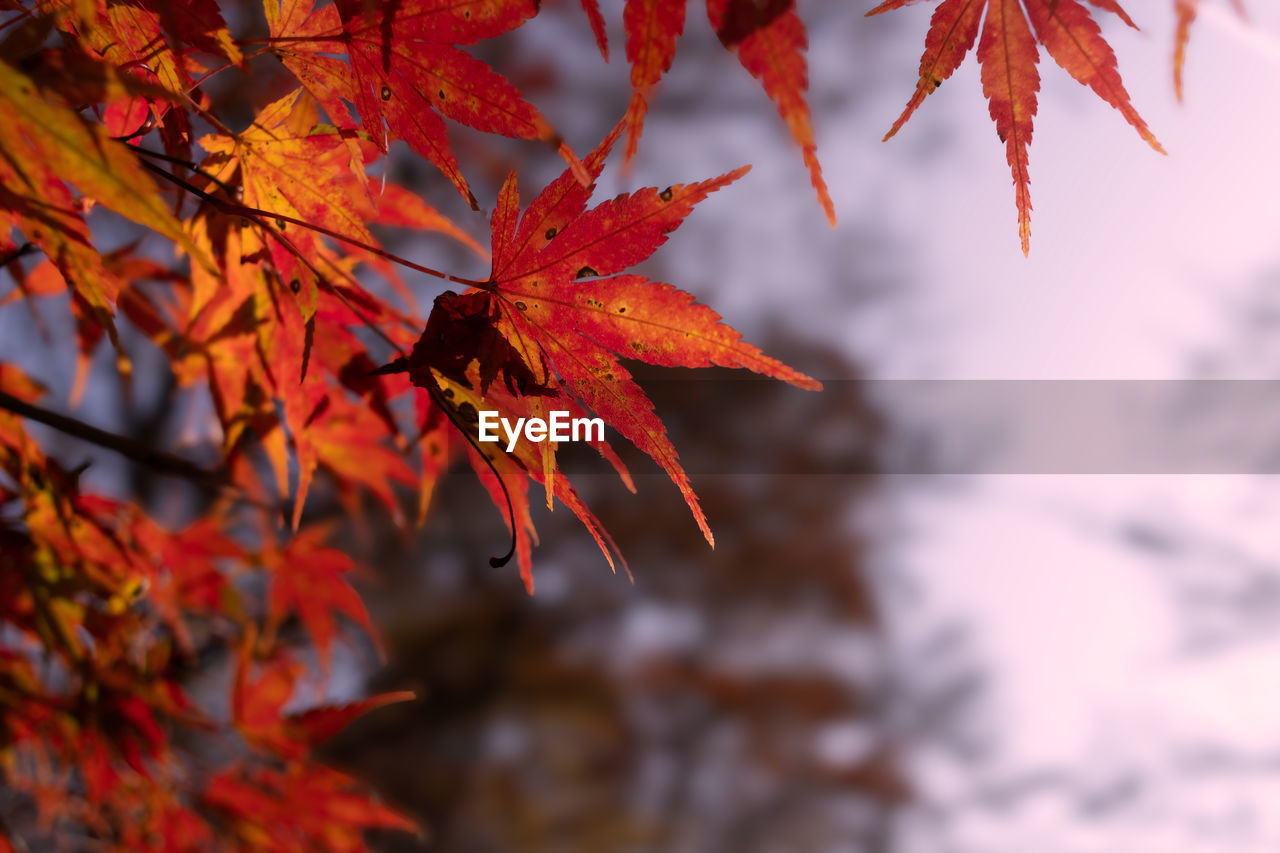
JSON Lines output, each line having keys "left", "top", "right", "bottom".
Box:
{"left": 0, "top": 243, "right": 35, "bottom": 270}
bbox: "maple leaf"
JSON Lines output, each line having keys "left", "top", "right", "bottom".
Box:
{"left": 581, "top": 0, "right": 610, "bottom": 59}
{"left": 132, "top": 516, "right": 244, "bottom": 655}
{"left": 203, "top": 762, "right": 415, "bottom": 849}
{"left": 613, "top": 0, "right": 835, "bottom": 224}
{"left": 262, "top": 525, "right": 377, "bottom": 672}
{"left": 707, "top": 0, "right": 835, "bottom": 225}
{"left": 370, "top": 181, "right": 487, "bottom": 259}
{"left": 233, "top": 645, "right": 413, "bottom": 759}
{"left": 267, "top": 0, "right": 559, "bottom": 207}
{"left": 200, "top": 89, "right": 376, "bottom": 249}
{"left": 868, "top": 0, "right": 1164, "bottom": 254}
{"left": 42, "top": 0, "right": 202, "bottom": 156}
{"left": 307, "top": 391, "right": 418, "bottom": 522}
{"left": 199, "top": 88, "right": 379, "bottom": 304}
{"left": 622, "top": 0, "right": 687, "bottom": 163}
{"left": 426, "top": 362, "right": 630, "bottom": 591}
{"left": 142, "top": 0, "right": 243, "bottom": 67}
{"left": 0, "top": 59, "right": 211, "bottom": 282}
{"left": 404, "top": 122, "right": 818, "bottom": 580}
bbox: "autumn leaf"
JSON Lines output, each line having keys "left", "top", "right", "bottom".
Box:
{"left": 198, "top": 87, "right": 383, "bottom": 313}
{"left": 581, "top": 0, "right": 610, "bottom": 59}
{"left": 0, "top": 365, "right": 44, "bottom": 404}
{"left": 132, "top": 516, "right": 244, "bottom": 655}
{"left": 203, "top": 762, "right": 415, "bottom": 848}
{"left": 614, "top": 0, "right": 834, "bottom": 223}
{"left": 267, "top": 0, "right": 557, "bottom": 207}
{"left": 622, "top": 0, "right": 687, "bottom": 163}
{"left": 306, "top": 391, "right": 418, "bottom": 523}
{"left": 262, "top": 525, "right": 377, "bottom": 671}
{"left": 0, "top": 60, "right": 212, "bottom": 275}
{"left": 144, "top": 0, "right": 243, "bottom": 67}
{"left": 869, "top": 0, "right": 1163, "bottom": 254}
{"left": 200, "top": 88, "right": 378, "bottom": 257}
{"left": 405, "top": 122, "right": 818, "bottom": 577}
{"left": 287, "top": 689, "right": 415, "bottom": 745}
{"left": 426, "top": 362, "right": 630, "bottom": 591}
{"left": 371, "top": 181, "right": 487, "bottom": 259}
{"left": 233, "top": 644, "right": 413, "bottom": 758}
{"left": 707, "top": 0, "right": 835, "bottom": 225}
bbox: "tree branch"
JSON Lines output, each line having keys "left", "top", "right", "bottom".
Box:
{"left": 0, "top": 390, "right": 222, "bottom": 486}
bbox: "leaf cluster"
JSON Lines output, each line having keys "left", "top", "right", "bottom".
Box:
{"left": 0, "top": 0, "right": 1231, "bottom": 847}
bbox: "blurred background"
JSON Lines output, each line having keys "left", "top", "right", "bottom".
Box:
{"left": 7, "top": 0, "right": 1280, "bottom": 850}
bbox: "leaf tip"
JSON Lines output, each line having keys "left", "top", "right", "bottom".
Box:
{"left": 557, "top": 139, "right": 592, "bottom": 188}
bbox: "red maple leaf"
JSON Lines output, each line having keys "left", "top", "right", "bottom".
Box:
{"left": 262, "top": 525, "right": 376, "bottom": 671}
{"left": 233, "top": 644, "right": 413, "bottom": 759}
{"left": 402, "top": 121, "right": 818, "bottom": 586}
{"left": 868, "top": 0, "right": 1164, "bottom": 254}
{"left": 611, "top": 0, "right": 835, "bottom": 224}
{"left": 266, "top": 0, "right": 564, "bottom": 207}
{"left": 203, "top": 761, "right": 415, "bottom": 849}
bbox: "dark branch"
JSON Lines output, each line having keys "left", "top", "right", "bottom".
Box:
{"left": 0, "top": 243, "right": 36, "bottom": 270}
{"left": 0, "top": 390, "right": 222, "bottom": 486}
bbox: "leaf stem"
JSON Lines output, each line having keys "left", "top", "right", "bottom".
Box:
{"left": 237, "top": 35, "right": 344, "bottom": 47}
{"left": 136, "top": 154, "right": 486, "bottom": 287}
{"left": 421, "top": 379, "right": 518, "bottom": 569}
{"left": 0, "top": 8, "right": 34, "bottom": 38}
{"left": 189, "top": 47, "right": 273, "bottom": 89}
